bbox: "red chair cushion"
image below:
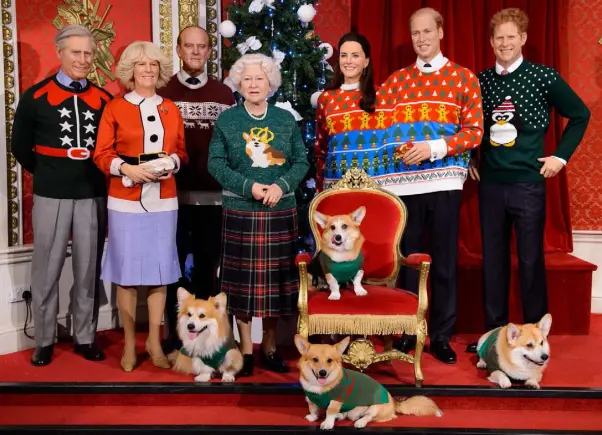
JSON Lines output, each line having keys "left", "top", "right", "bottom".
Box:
{"left": 307, "top": 285, "right": 418, "bottom": 316}
{"left": 313, "top": 192, "right": 405, "bottom": 280}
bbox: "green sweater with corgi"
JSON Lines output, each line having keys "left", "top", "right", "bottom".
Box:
{"left": 208, "top": 105, "right": 309, "bottom": 211}
{"left": 305, "top": 368, "right": 389, "bottom": 412}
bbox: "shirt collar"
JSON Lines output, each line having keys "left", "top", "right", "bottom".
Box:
{"left": 124, "top": 90, "right": 163, "bottom": 106}
{"left": 496, "top": 56, "right": 523, "bottom": 75}
{"left": 177, "top": 69, "right": 208, "bottom": 89}
{"left": 416, "top": 52, "right": 448, "bottom": 73}
{"left": 56, "top": 69, "right": 87, "bottom": 88}
{"left": 340, "top": 82, "right": 360, "bottom": 91}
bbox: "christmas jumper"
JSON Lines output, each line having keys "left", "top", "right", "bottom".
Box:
{"left": 11, "top": 75, "right": 113, "bottom": 199}
{"left": 305, "top": 368, "right": 390, "bottom": 412}
{"left": 157, "top": 72, "right": 236, "bottom": 200}
{"left": 180, "top": 338, "right": 238, "bottom": 370}
{"left": 93, "top": 92, "right": 188, "bottom": 213}
{"left": 207, "top": 105, "right": 309, "bottom": 212}
{"left": 314, "top": 87, "right": 384, "bottom": 190}
{"left": 478, "top": 60, "right": 590, "bottom": 183}
{"left": 315, "top": 250, "right": 364, "bottom": 283}
{"left": 376, "top": 56, "right": 483, "bottom": 196}
{"left": 477, "top": 328, "right": 502, "bottom": 374}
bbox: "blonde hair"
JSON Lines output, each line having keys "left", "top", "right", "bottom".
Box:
{"left": 490, "top": 8, "right": 529, "bottom": 37}
{"left": 228, "top": 53, "right": 282, "bottom": 96}
{"left": 115, "top": 41, "right": 172, "bottom": 90}
{"left": 410, "top": 7, "right": 444, "bottom": 30}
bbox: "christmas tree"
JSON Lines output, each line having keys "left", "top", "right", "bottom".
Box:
{"left": 219, "top": 0, "right": 333, "bottom": 253}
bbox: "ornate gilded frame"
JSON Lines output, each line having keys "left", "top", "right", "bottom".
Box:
{"left": 1, "top": 0, "right": 223, "bottom": 247}
{"left": 297, "top": 168, "right": 430, "bottom": 386}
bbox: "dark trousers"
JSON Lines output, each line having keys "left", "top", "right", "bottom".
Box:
{"left": 398, "top": 190, "right": 462, "bottom": 343}
{"left": 479, "top": 182, "right": 548, "bottom": 331}
{"left": 165, "top": 204, "right": 223, "bottom": 346}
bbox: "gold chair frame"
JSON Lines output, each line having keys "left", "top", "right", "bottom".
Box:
{"left": 296, "top": 168, "right": 430, "bottom": 387}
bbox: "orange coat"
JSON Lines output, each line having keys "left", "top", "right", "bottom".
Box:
{"left": 94, "top": 92, "right": 188, "bottom": 213}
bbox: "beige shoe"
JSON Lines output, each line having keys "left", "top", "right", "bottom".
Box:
{"left": 145, "top": 339, "right": 170, "bottom": 369}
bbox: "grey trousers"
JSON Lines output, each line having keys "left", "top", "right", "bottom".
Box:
{"left": 31, "top": 195, "right": 107, "bottom": 347}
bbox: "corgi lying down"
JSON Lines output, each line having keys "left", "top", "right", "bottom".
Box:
{"left": 295, "top": 334, "right": 441, "bottom": 430}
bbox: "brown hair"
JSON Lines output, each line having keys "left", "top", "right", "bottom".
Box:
{"left": 490, "top": 8, "right": 529, "bottom": 37}
{"left": 409, "top": 7, "right": 444, "bottom": 30}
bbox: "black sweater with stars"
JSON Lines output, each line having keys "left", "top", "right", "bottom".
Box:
{"left": 478, "top": 60, "right": 590, "bottom": 183}
{"left": 11, "top": 76, "right": 113, "bottom": 199}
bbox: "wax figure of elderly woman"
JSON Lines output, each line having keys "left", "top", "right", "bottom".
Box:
{"left": 208, "top": 53, "right": 309, "bottom": 376}
{"left": 94, "top": 41, "right": 188, "bottom": 372}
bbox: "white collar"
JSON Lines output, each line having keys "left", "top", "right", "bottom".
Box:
{"left": 340, "top": 82, "right": 360, "bottom": 91}
{"left": 124, "top": 91, "right": 163, "bottom": 106}
{"left": 416, "top": 52, "right": 448, "bottom": 73}
{"left": 177, "top": 70, "right": 209, "bottom": 89}
{"left": 496, "top": 56, "right": 523, "bottom": 75}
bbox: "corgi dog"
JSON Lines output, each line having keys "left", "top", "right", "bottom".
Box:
{"left": 168, "top": 288, "right": 243, "bottom": 383}
{"left": 295, "top": 334, "right": 442, "bottom": 430}
{"left": 243, "top": 128, "right": 286, "bottom": 168}
{"left": 476, "top": 313, "right": 552, "bottom": 389}
{"left": 309, "top": 206, "right": 367, "bottom": 301}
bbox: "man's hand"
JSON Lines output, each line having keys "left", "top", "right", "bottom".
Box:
{"left": 468, "top": 158, "right": 480, "bottom": 181}
{"left": 403, "top": 141, "right": 431, "bottom": 166}
{"left": 252, "top": 183, "right": 269, "bottom": 201}
{"left": 263, "top": 183, "right": 283, "bottom": 207}
{"left": 538, "top": 157, "right": 564, "bottom": 178}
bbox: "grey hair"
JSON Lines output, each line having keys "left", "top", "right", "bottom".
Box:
{"left": 55, "top": 24, "right": 97, "bottom": 53}
{"left": 228, "top": 53, "right": 282, "bottom": 95}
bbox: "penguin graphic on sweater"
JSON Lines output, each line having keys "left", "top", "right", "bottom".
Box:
{"left": 489, "top": 96, "right": 520, "bottom": 147}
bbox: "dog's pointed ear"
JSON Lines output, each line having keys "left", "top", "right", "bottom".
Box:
{"left": 537, "top": 313, "right": 552, "bottom": 338}
{"left": 243, "top": 132, "right": 250, "bottom": 141}
{"left": 350, "top": 206, "right": 366, "bottom": 225}
{"left": 335, "top": 336, "right": 351, "bottom": 355}
{"left": 313, "top": 211, "right": 329, "bottom": 229}
{"left": 212, "top": 292, "right": 227, "bottom": 314}
{"left": 294, "top": 334, "right": 310, "bottom": 355}
{"left": 177, "top": 287, "right": 193, "bottom": 310}
{"left": 506, "top": 324, "right": 520, "bottom": 346}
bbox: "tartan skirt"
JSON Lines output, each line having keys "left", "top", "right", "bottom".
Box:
{"left": 220, "top": 207, "right": 299, "bottom": 318}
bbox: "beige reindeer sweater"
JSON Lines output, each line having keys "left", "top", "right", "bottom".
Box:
{"left": 208, "top": 105, "right": 309, "bottom": 212}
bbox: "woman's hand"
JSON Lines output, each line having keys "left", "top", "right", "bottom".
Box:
{"left": 120, "top": 163, "right": 158, "bottom": 184}
{"left": 263, "top": 184, "right": 283, "bottom": 208}
{"left": 252, "top": 182, "right": 269, "bottom": 201}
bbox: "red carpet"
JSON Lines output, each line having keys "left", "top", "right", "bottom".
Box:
{"left": 1, "top": 314, "right": 601, "bottom": 387}
{"left": 1, "top": 395, "right": 602, "bottom": 430}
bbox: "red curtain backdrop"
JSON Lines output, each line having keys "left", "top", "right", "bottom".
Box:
{"left": 350, "top": 0, "right": 573, "bottom": 256}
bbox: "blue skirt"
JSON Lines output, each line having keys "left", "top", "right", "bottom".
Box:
{"left": 101, "top": 210, "right": 181, "bottom": 286}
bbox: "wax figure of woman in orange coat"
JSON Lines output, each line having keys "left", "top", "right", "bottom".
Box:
{"left": 94, "top": 41, "right": 188, "bottom": 371}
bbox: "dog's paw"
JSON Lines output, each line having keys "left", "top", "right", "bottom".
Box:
{"left": 354, "top": 287, "right": 368, "bottom": 296}
{"left": 335, "top": 413, "right": 346, "bottom": 421}
{"left": 194, "top": 373, "right": 212, "bottom": 383}
{"left": 320, "top": 419, "right": 335, "bottom": 430}
{"left": 221, "top": 373, "right": 236, "bottom": 383}
{"left": 354, "top": 419, "right": 368, "bottom": 429}
{"left": 496, "top": 377, "right": 512, "bottom": 389}
{"left": 477, "top": 359, "right": 487, "bottom": 369}
{"left": 305, "top": 414, "right": 319, "bottom": 422}
{"left": 328, "top": 292, "right": 341, "bottom": 301}
{"left": 525, "top": 379, "right": 541, "bottom": 389}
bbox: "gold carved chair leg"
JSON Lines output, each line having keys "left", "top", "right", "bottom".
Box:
{"left": 414, "top": 320, "right": 427, "bottom": 387}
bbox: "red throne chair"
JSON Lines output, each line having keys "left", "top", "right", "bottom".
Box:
{"left": 296, "top": 168, "right": 432, "bottom": 387}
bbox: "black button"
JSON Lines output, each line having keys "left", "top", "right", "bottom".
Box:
{"left": 147, "top": 115, "right": 156, "bottom": 122}
{"left": 150, "top": 134, "right": 158, "bottom": 142}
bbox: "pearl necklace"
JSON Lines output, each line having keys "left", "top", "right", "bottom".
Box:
{"left": 244, "top": 102, "right": 268, "bottom": 121}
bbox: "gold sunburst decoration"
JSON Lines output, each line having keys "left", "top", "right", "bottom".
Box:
{"left": 52, "top": 0, "right": 116, "bottom": 86}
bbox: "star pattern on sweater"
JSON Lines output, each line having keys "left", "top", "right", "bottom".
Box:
{"left": 59, "top": 121, "right": 73, "bottom": 132}
{"left": 83, "top": 110, "right": 95, "bottom": 121}
{"left": 479, "top": 63, "right": 557, "bottom": 129}
{"left": 58, "top": 107, "right": 71, "bottom": 118}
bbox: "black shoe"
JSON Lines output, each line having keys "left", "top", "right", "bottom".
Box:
{"left": 31, "top": 345, "right": 54, "bottom": 366}
{"left": 260, "top": 350, "right": 289, "bottom": 373}
{"left": 74, "top": 343, "right": 106, "bottom": 361}
{"left": 393, "top": 334, "right": 417, "bottom": 353}
{"left": 240, "top": 354, "right": 254, "bottom": 377}
{"left": 430, "top": 341, "right": 457, "bottom": 364}
{"left": 466, "top": 342, "right": 478, "bottom": 353}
